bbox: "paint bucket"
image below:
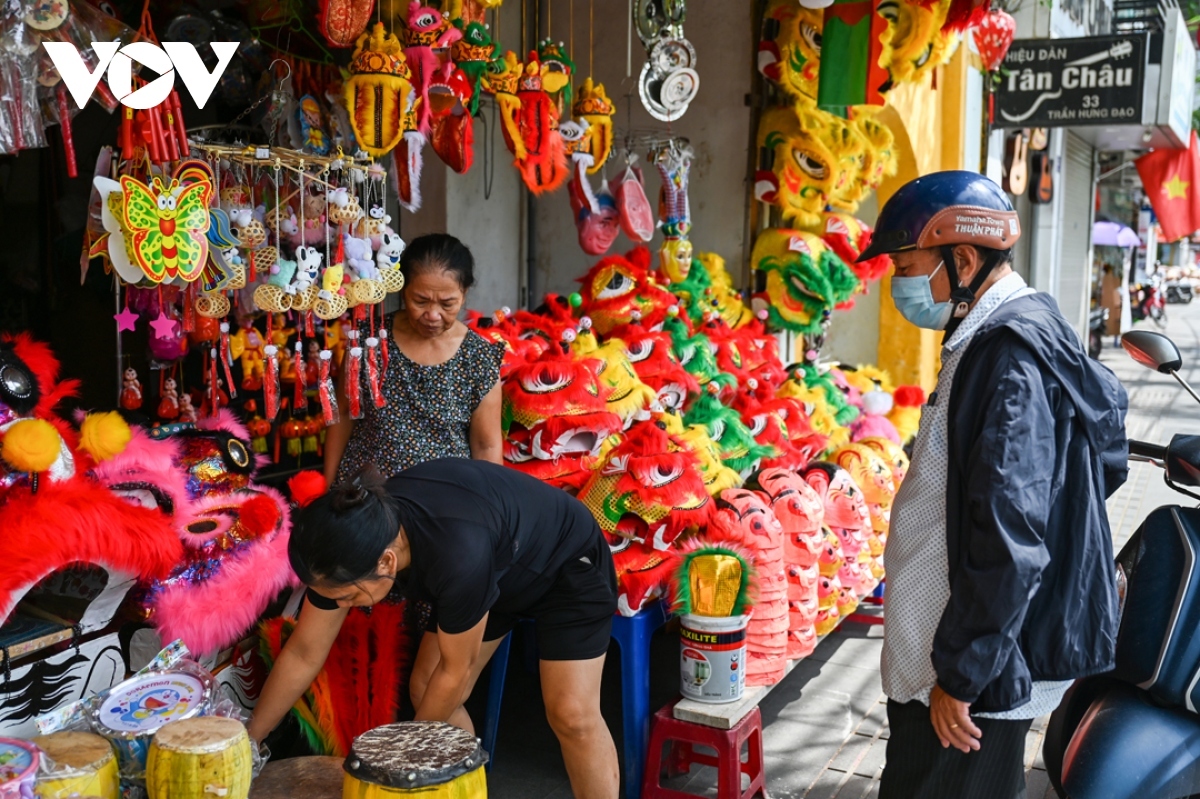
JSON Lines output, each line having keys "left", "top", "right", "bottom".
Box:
{"left": 679, "top": 614, "right": 748, "bottom": 703}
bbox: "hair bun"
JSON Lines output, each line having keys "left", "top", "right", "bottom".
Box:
{"left": 330, "top": 464, "right": 387, "bottom": 511}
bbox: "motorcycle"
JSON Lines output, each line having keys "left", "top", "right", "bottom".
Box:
{"left": 1131, "top": 279, "right": 1168, "bottom": 328}
{"left": 1043, "top": 329, "right": 1200, "bottom": 799}
{"left": 1166, "top": 280, "right": 1194, "bottom": 304}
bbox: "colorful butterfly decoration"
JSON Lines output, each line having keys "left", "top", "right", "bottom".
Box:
{"left": 92, "top": 161, "right": 213, "bottom": 285}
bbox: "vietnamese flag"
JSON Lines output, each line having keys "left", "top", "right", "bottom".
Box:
{"left": 1135, "top": 131, "right": 1200, "bottom": 242}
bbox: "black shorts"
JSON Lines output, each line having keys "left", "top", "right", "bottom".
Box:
{"left": 426, "top": 535, "right": 618, "bottom": 661}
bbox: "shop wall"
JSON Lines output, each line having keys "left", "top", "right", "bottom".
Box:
{"left": 526, "top": 0, "right": 755, "bottom": 303}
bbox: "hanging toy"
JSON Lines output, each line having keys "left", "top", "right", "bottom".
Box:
{"left": 758, "top": 0, "right": 826, "bottom": 103}
{"left": 537, "top": 39, "right": 575, "bottom": 115}
{"left": 178, "top": 393, "right": 198, "bottom": 424}
{"left": 294, "top": 340, "right": 309, "bottom": 412}
{"left": 572, "top": 78, "right": 615, "bottom": 174}
{"left": 376, "top": 231, "right": 407, "bottom": 292}
{"left": 653, "top": 139, "right": 695, "bottom": 283}
{"left": 313, "top": 252, "right": 349, "bottom": 321}
{"left": 485, "top": 50, "right": 525, "bottom": 159}
{"left": 293, "top": 245, "right": 324, "bottom": 311}
{"left": 451, "top": 19, "right": 497, "bottom": 115}
{"left": 231, "top": 318, "right": 267, "bottom": 391}
{"left": 120, "top": 367, "right": 143, "bottom": 411}
{"left": 513, "top": 53, "right": 568, "bottom": 194}
{"left": 345, "top": 331, "right": 364, "bottom": 420}
{"left": 568, "top": 145, "right": 621, "bottom": 256}
{"left": 429, "top": 63, "right": 476, "bottom": 174}
{"left": 973, "top": 8, "right": 1017, "bottom": 72}
{"left": 158, "top": 377, "right": 181, "bottom": 420}
{"left": 344, "top": 22, "right": 415, "bottom": 157}
{"left": 319, "top": 0, "right": 378, "bottom": 48}
{"left": 264, "top": 344, "right": 282, "bottom": 421}
{"left": 218, "top": 322, "right": 238, "bottom": 399}
{"left": 327, "top": 186, "right": 364, "bottom": 228}
{"left": 298, "top": 95, "right": 332, "bottom": 155}
{"left": 92, "top": 161, "right": 215, "bottom": 284}
{"left": 613, "top": 158, "right": 656, "bottom": 243}
{"left": 365, "top": 335, "right": 386, "bottom": 408}
{"left": 356, "top": 205, "right": 394, "bottom": 249}
{"left": 317, "top": 350, "right": 340, "bottom": 425}
{"left": 401, "top": 2, "right": 463, "bottom": 135}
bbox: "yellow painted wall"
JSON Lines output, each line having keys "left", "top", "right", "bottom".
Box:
{"left": 874, "top": 47, "right": 972, "bottom": 392}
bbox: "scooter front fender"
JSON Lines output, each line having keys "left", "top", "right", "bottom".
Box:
{"left": 1063, "top": 682, "right": 1200, "bottom": 799}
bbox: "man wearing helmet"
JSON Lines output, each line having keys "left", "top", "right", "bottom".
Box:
{"left": 863, "top": 172, "right": 1129, "bottom": 798}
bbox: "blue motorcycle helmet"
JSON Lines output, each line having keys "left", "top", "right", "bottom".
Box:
{"left": 858, "top": 171, "right": 1022, "bottom": 332}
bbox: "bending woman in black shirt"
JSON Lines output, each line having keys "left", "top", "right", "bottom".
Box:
{"left": 247, "top": 459, "right": 619, "bottom": 799}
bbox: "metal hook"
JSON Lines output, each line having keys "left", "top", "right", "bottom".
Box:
{"left": 269, "top": 58, "right": 292, "bottom": 88}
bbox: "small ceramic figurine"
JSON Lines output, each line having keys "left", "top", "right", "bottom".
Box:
{"left": 158, "top": 378, "right": 180, "bottom": 420}
{"left": 177, "top": 393, "right": 197, "bottom": 423}
{"left": 120, "top": 367, "right": 143, "bottom": 411}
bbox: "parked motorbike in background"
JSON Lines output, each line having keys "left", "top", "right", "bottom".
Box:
{"left": 1166, "top": 280, "right": 1194, "bottom": 304}
{"left": 1088, "top": 307, "right": 1108, "bottom": 359}
{"left": 1131, "top": 278, "right": 1168, "bottom": 328}
{"left": 1043, "top": 330, "right": 1200, "bottom": 799}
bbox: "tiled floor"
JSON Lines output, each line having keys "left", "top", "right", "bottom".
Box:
{"left": 485, "top": 302, "right": 1200, "bottom": 798}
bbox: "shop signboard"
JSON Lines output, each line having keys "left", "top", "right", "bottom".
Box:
{"left": 994, "top": 34, "right": 1147, "bottom": 128}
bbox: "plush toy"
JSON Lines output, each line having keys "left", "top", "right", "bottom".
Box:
{"left": 344, "top": 22, "right": 414, "bottom": 157}
{"left": 576, "top": 419, "right": 711, "bottom": 550}
{"left": 573, "top": 78, "right": 615, "bottom": 174}
{"left": 356, "top": 205, "right": 394, "bottom": 250}
{"left": 294, "top": 246, "right": 324, "bottom": 296}
{"left": 758, "top": 0, "right": 825, "bottom": 102}
{"left": 840, "top": 364, "right": 901, "bottom": 443}
{"left": 343, "top": 234, "right": 379, "bottom": 281}
{"left": 754, "top": 105, "right": 837, "bottom": 229}
{"left": 751, "top": 229, "right": 860, "bottom": 336}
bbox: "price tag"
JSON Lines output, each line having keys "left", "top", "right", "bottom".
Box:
{"left": 254, "top": 147, "right": 271, "bottom": 160}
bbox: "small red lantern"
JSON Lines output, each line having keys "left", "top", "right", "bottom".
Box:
{"left": 973, "top": 8, "right": 1016, "bottom": 72}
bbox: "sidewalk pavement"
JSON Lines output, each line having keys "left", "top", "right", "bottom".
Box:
{"left": 482, "top": 301, "right": 1200, "bottom": 799}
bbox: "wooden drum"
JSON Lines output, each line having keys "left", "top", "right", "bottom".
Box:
{"left": 249, "top": 757, "right": 344, "bottom": 799}
{"left": 342, "top": 723, "right": 488, "bottom": 799}
{"left": 31, "top": 731, "right": 120, "bottom": 799}
{"left": 145, "top": 717, "right": 252, "bottom": 799}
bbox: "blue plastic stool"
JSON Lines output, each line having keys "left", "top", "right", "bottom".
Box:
{"left": 481, "top": 601, "right": 671, "bottom": 799}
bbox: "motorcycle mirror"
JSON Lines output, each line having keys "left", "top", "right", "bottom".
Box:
{"left": 1121, "top": 330, "right": 1183, "bottom": 374}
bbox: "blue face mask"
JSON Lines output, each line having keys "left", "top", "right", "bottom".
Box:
{"left": 891, "top": 261, "right": 954, "bottom": 330}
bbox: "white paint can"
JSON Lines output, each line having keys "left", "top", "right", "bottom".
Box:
{"left": 679, "top": 614, "right": 748, "bottom": 703}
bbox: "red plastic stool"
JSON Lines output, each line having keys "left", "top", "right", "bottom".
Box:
{"left": 642, "top": 700, "right": 767, "bottom": 799}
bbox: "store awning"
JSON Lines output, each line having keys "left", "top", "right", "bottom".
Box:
{"left": 1093, "top": 220, "right": 1142, "bottom": 247}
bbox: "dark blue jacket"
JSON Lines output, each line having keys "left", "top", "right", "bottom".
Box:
{"left": 934, "top": 291, "right": 1128, "bottom": 713}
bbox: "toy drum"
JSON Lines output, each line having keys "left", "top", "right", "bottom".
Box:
{"left": 89, "top": 662, "right": 216, "bottom": 780}
{"left": 250, "top": 756, "right": 343, "bottom": 799}
{"left": 342, "top": 722, "right": 488, "bottom": 799}
{"left": 31, "top": 731, "right": 119, "bottom": 799}
{"left": 0, "top": 738, "right": 39, "bottom": 799}
{"left": 145, "top": 717, "right": 252, "bottom": 799}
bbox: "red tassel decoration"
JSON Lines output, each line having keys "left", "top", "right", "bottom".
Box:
{"left": 346, "top": 331, "right": 364, "bottom": 420}
{"left": 209, "top": 346, "right": 221, "bottom": 417}
{"left": 379, "top": 326, "right": 389, "bottom": 374}
{"left": 264, "top": 345, "right": 281, "bottom": 421}
{"left": 219, "top": 323, "right": 238, "bottom": 399}
{"left": 294, "top": 340, "right": 308, "bottom": 411}
{"left": 365, "top": 336, "right": 386, "bottom": 408}
{"left": 318, "top": 350, "right": 339, "bottom": 425}
{"left": 55, "top": 84, "right": 77, "bottom": 178}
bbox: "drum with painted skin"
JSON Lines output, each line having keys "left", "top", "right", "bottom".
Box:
{"left": 145, "top": 716, "right": 252, "bottom": 799}
{"left": 88, "top": 662, "right": 217, "bottom": 781}
{"left": 342, "top": 722, "right": 488, "bottom": 799}
{"left": 0, "top": 738, "right": 39, "bottom": 799}
{"left": 250, "top": 757, "right": 343, "bottom": 799}
{"left": 31, "top": 731, "right": 120, "bottom": 799}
